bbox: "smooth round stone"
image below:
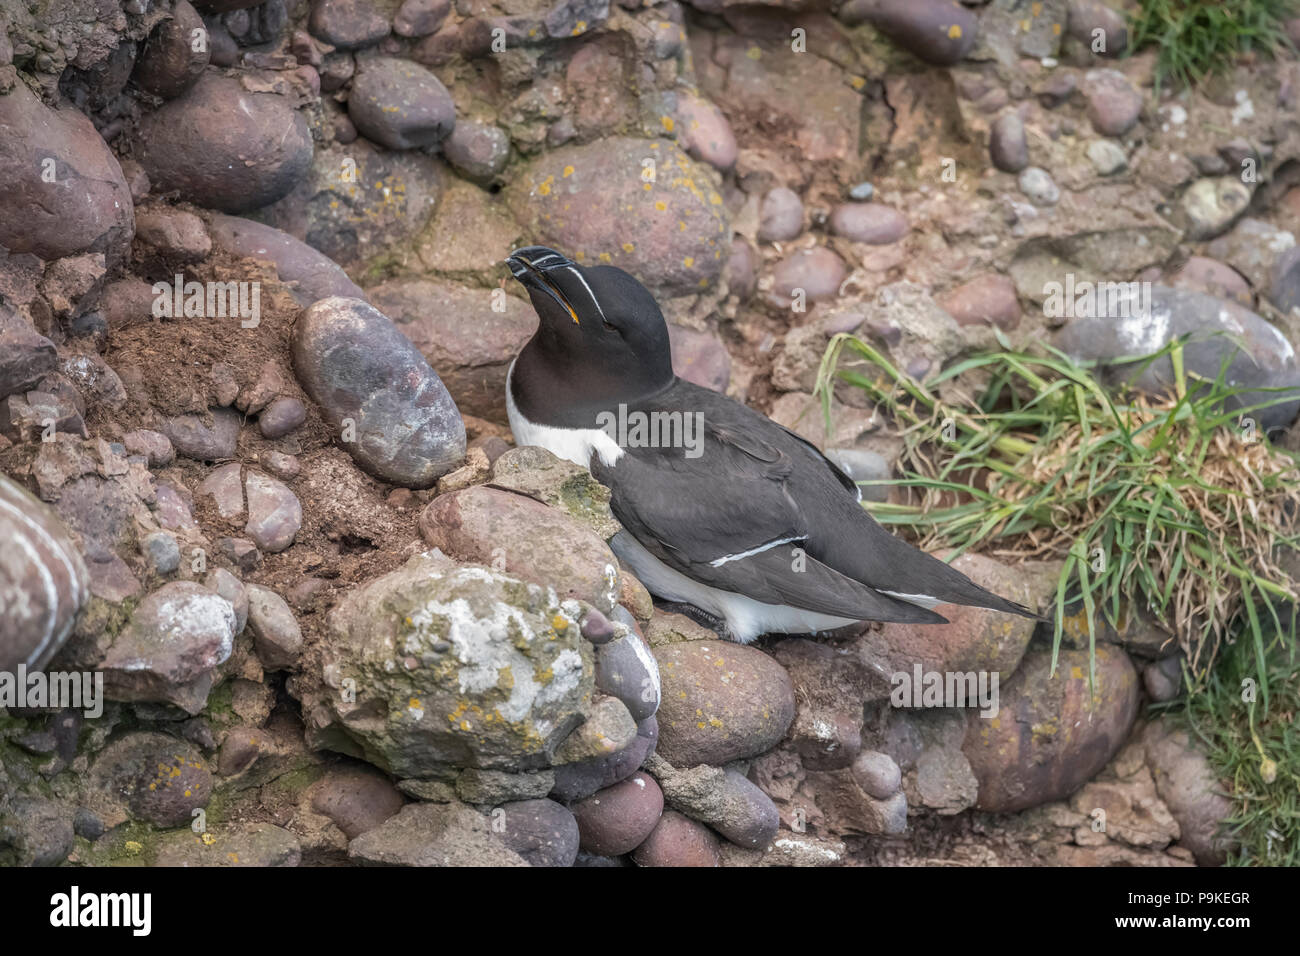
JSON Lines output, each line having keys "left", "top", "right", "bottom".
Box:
{"left": 1143, "top": 656, "right": 1183, "bottom": 702}
{"left": 726, "top": 239, "right": 757, "bottom": 301}
{"left": 848, "top": 181, "right": 874, "bottom": 200}
{"left": 1086, "top": 139, "right": 1127, "bottom": 175}
{"left": 134, "top": 74, "right": 311, "bottom": 213}
{"left": 133, "top": 0, "right": 209, "bottom": 99}
{"left": 769, "top": 247, "right": 847, "bottom": 306}
{"left": 551, "top": 716, "right": 658, "bottom": 802}
{"left": 758, "top": 186, "right": 804, "bottom": 242}
{"left": 1082, "top": 69, "right": 1142, "bottom": 137}
{"left": 675, "top": 91, "right": 737, "bottom": 172}
{"left": 123, "top": 428, "right": 174, "bottom": 468}
{"left": 1018, "top": 166, "right": 1060, "bottom": 205}
{"left": 394, "top": 0, "right": 450, "bottom": 37}
{"left": 936, "top": 273, "right": 1022, "bottom": 331}
{"left": 0, "top": 475, "right": 89, "bottom": 671}
{"left": 348, "top": 57, "right": 455, "bottom": 150}
{"left": 244, "top": 583, "right": 303, "bottom": 669}
{"left": 631, "top": 809, "right": 721, "bottom": 867}
{"left": 263, "top": 450, "right": 301, "bottom": 480}
{"left": 595, "top": 631, "right": 661, "bottom": 721}
{"left": 579, "top": 608, "right": 620, "bottom": 645}
{"left": 828, "top": 202, "right": 909, "bottom": 244}
{"left": 852, "top": 750, "right": 902, "bottom": 799}
{"left": 667, "top": 324, "right": 731, "bottom": 393}
{"left": 653, "top": 641, "right": 795, "bottom": 766}
{"left": 292, "top": 296, "right": 466, "bottom": 488}
{"left": 1067, "top": 0, "right": 1129, "bottom": 54}
{"left": 204, "top": 567, "right": 248, "bottom": 634}
{"left": 308, "top": 0, "right": 390, "bottom": 49}
{"left": 823, "top": 447, "right": 891, "bottom": 503}
{"left": 1166, "top": 256, "right": 1251, "bottom": 305}
{"left": 140, "top": 531, "right": 181, "bottom": 575}
{"left": 572, "top": 772, "right": 664, "bottom": 856}
{"left": 989, "top": 113, "right": 1029, "bottom": 173}
{"left": 842, "top": 0, "right": 978, "bottom": 65}
{"left": 258, "top": 396, "right": 307, "bottom": 439}
{"left": 309, "top": 764, "right": 405, "bottom": 839}
{"left": 88, "top": 732, "right": 212, "bottom": 827}
{"left": 496, "top": 799, "right": 580, "bottom": 867}
{"left": 441, "top": 119, "right": 510, "bottom": 184}
{"left": 243, "top": 470, "right": 301, "bottom": 553}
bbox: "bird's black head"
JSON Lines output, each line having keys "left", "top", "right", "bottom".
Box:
{"left": 507, "top": 245, "right": 674, "bottom": 425}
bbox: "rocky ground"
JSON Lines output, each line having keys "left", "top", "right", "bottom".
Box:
{"left": 2, "top": 0, "right": 1297, "bottom": 866}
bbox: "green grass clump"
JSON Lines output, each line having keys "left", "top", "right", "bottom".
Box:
{"left": 1154, "top": 630, "right": 1300, "bottom": 865}
{"left": 1130, "top": 0, "right": 1298, "bottom": 92}
{"left": 814, "top": 333, "right": 1300, "bottom": 699}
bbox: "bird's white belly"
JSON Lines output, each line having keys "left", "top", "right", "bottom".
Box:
{"left": 609, "top": 531, "right": 858, "bottom": 644}
{"left": 506, "top": 361, "right": 624, "bottom": 469}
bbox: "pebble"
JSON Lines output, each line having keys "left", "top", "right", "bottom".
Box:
{"left": 852, "top": 750, "right": 902, "bottom": 799}
{"left": 848, "top": 182, "right": 874, "bottom": 201}
{"left": 990, "top": 113, "right": 1029, "bottom": 173}
{"left": 243, "top": 470, "right": 301, "bottom": 552}
{"left": 496, "top": 799, "right": 581, "bottom": 867}
{"left": 936, "top": 273, "right": 1022, "bottom": 330}
{"left": 133, "top": 0, "right": 209, "bottom": 99}
{"left": 123, "top": 429, "right": 174, "bottom": 468}
{"left": 393, "top": 0, "right": 450, "bottom": 38}
{"left": 348, "top": 57, "right": 455, "bottom": 150}
{"left": 204, "top": 567, "right": 248, "bottom": 634}
{"left": 758, "top": 187, "right": 804, "bottom": 242}
{"left": 88, "top": 732, "right": 212, "bottom": 827}
{"left": 572, "top": 772, "right": 664, "bottom": 856}
{"left": 675, "top": 91, "right": 738, "bottom": 172}
{"left": 0, "top": 475, "right": 89, "bottom": 671}
{"left": 198, "top": 461, "right": 245, "bottom": 522}
{"left": 1017, "top": 166, "right": 1060, "bottom": 205}
{"left": 1086, "top": 139, "right": 1127, "bottom": 175}
{"left": 769, "top": 247, "right": 847, "bottom": 307}
{"left": 309, "top": 764, "right": 405, "bottom": 839}
{"left": 631, "top": 809, "right": 721, "bottom": 867}
{"left": 441, "top": 118, "right": 510, "bottom": 184}
{"left": 308, "top": 0, "right": 391, "bottom": 49}
{"left": 1082, "top": 68, "right": 1142, "bottom": 137}
{"left": 140, "top": 531, "right": 181, "bottom": 575}
{"left": 842, "top": 0, "right": 977, "bottom": 64}
{"left": 653, "top": 640, "right": 795, "bottom": 766}
{"left": 595, "top": 630, "right": 661, "bottom": 721}
{"left": 292, "top": 296, "right": 465, "bottom": 488}
{"left": 207, "top": 215, "right": 366, "bottom": 306}
{"left": 258, "top": 396, "right": 307, "bottom": 439}
{"left": 828, "top": 202, "right": 909, "bottom": 244}
{"left": 245, "top": 583, "right": 303, "bottom": 669}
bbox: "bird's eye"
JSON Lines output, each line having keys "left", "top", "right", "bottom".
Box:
{"left": 602, "top": 318, "right": 618, "bottom": 333}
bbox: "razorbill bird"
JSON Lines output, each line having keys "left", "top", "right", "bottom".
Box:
{"left": 504, "top": 245, "right": 1037, "bottom": 643}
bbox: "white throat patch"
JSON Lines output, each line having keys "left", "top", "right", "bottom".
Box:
{"left": 505, "top": 361, "right": 625, "bottom": 469}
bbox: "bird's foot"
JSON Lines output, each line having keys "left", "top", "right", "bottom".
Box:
{"left": 652, "top": 600, "right": 735, "bottom": 641}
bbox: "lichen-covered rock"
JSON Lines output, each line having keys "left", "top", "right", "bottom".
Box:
{"left": 506, "top": 137, "right": 731, "bottom": 295}
{"left": 487, "top": 446, "right": 622, "bottom": 540}
{"left": 0, "top": 475, "right": 89, "bottom": 672}
{"left": 419, "top": 485, "right": 620, "bottom": 614}
{"left": 650, "top": 758, "right": 780, "bottom": 849}
{"left": 99, "top": 582, "right": 238, "bottom": 714}
{"left": 292, "top": 296, "right": 466, "bottom": 488}
{"left": 348, "top": 57, "right": 455, "bottom": 150}
{"left": 304, "top": 553, "right": 594, "bottom": 777}
{"left": 963, "top": 644, "right": 1139, "bottom": 812}
{"left": 154, "top": 823, "right": 302, "bottom": 867}
{"left": 87, "top": 732, "right": 213, "bottom": 828}
{"left": 347, "top": 802, "right": 529, "bottom": 866}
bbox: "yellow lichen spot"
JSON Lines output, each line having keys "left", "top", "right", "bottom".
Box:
{"left": 1019, "top": 18, "right": 1030, "bottom": 31}
{"left": 622, "top": 242, "right": 635, "bottom": 253}
{"left": 650, "top": 142, "right": 659, "bottom": 149}
{"left": 228, "top": 853, "right": 239, "bottom": 863}
{"left": 184, "top": 789, "right": 192, "bottom": 798}
{"left": 529, "top": 27, "right": 538, "bottom": 37}
{"left": 643, "top": 182, "right": 653, "bottom": 191}
{"left": 661, "top": 115, "right": 675, "bottom": 133}
{"left": 571, "top": 20, "right": 587, "bottom": 35}
{"left": 678, "top": 220, "right": 686, "bottom": 231}
{"left": 599, "top": 252, "right": 612, "bottom": 263}
{"left": 948, "top": 24, "right": 963, "bottom": 40}
{"left": 409, "top": 696, "right": 422, "bottom": 710}
{"left": 698, "top": 278, "right": 708, "bottom": 287}
{"left": 1052, "top": 22, "right": 1061, "bottom": 35}
{"left": 201, "top": 833, "right": 216, "bottom": 846}
{"left": 709, "top": 192, "right": 722, "bottom": 206}
{"left": 1031, "top": 2, "right": 1042, "bottom": 15}
{"left": 654, "top": 200, "right": 667, "bottom": 211}
{"left": 683, "top": 256, "right": 694, "bottom": 268}
{"left": 850, "top": 75, "right": 866, "bottom": 90}
{"left": 746, "top": 46, "right": 761, "bottom": 60}
{"left": 575, "top": 250, "right": 585, "bottom": 260}
{"left": 1071, "top": 666, "right": 1085, "bottom": 680}
{"left": 552, "top": 614, "right": 568, "bottom": 631}
{"left": 563, "top": 164, "right": 575, "bottom": 178}
{"left": 125, "top": 841, "right": 143, "bottom": 855}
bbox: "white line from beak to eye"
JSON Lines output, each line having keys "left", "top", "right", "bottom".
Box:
{"left": 566, "top": 265, "right": 606, "bottom": 320}
{"left": 531, "top": 253, "right": 563, "bottom": 265}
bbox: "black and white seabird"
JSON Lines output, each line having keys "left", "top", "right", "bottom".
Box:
{"left": 504, "top": 245, "right": 1037, "bottom": 643}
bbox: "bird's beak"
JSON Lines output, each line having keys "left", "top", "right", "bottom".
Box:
{"left": 506, "top": 246, "right": 581, "bottom": 324}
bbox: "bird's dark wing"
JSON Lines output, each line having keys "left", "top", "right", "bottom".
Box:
{"left": 591, "top": 381, "right": 947, "bottom": 624}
